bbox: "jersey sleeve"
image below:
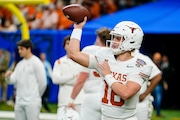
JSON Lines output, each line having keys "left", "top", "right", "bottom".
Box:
{"left": 128, "top": 65, "right": 152, "bottom": 85}
{"left": 52, "top": 59, "right": 74, "bottom": 84}
{"left": 8, "top": 62, "right": 21, "bottom": 84}
{"left": 34, "top": 58, "right": 47, "bottom": 96}
{"left": 82, "top": 45, "right": 101, "bottom": 73}
{"left": 88, "top": 54, "right": 102, "bottom": 75}
{"left": 145, "top": 56, "right": 162, "bottom": 79}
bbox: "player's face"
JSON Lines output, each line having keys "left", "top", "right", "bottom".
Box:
{"left": 64, "top": 40, "right": 70, "bottom": 51}
{"left": 40, "top": 53, "right": 46, "bottom": 61}
{"left": 111, "top": 35, "right": 124, "bottom": 49}
{"left": 18, "top": 46, "right": 29, "bottom": 58}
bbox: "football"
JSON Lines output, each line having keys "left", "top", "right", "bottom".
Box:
{"left": 62, "top": 4, "right": 91, "bottom": 23}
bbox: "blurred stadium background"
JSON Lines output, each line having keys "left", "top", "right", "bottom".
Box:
{"left": 0, "top": 0, "right": 180, "bottom": 119}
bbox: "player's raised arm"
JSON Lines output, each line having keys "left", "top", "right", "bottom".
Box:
{"left": 69, "top": 17, "right": 90, "bottom": 67}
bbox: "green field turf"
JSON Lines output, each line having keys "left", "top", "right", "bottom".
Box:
{"left": 0, "top": 102, "right": 58, "bottom": 113}
{"left": 0, "top": 102, "right": 180, "bottom": 120}
{"left": 151, "top": 109, "right": 180, "bottom": 120}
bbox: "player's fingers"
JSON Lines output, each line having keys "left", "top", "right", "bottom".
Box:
{"left": 84, "top": 16, "right": 87, "bottom": 22}
{"left": 98, "top": 63, "right": 103, "bottom": 69}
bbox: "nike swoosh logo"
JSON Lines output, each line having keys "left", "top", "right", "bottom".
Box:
{"left": 127, "top": 65, "right": 134, "bottom": 68}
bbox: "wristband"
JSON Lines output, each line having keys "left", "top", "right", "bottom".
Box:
{"left": 105, "top": 74, "right": 116, "bottom": 87}
{"left": 70, "top": 28, "right": 82, "bottom": 41}
{"left": 69, "top": 97, "right": 74, "bottom": 103}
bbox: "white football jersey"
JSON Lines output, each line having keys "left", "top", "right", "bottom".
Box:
{"left": 52, "top": 55, "right": 84, "bottom": 107}
{"left": 132, "top": 49, "right": 162, "bottom": 94}
{"left": 79, "top": 45, "right": 103, "bottom": 120}
{"left": 88, "top": 47, "right": 152, "bottom": 119}
{"left": 132, "top": 49, "right": 161, "bottom": 120}
{"left": 81, "top": 45, "right": 103, "bottom": 93}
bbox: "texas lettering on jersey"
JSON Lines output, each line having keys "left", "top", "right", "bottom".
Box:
{"left": 102, "top": 71, "right": 127, "bottom": 107}
{"left": 111, "top": 71, "right": 127, "bottom": 83}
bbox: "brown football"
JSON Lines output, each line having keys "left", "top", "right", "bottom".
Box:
{"left": 62, "top": 4, "right": 91, "bottom": 23}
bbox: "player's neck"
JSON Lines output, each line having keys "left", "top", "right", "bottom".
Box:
{"left": 116, "top": 52, "right": 132, "bottom": 61}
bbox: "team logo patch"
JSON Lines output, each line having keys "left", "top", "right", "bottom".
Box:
{"left": 136, "top": 58, "right": 146, "bottom": 67}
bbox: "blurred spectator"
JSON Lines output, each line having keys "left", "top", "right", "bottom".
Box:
{"left": 99, "top": 0, "right": 117, "bottom": 15}
{"left": 1, "top": 19, "right": 17, "bottom": 32}
{"left": 0, "top": 10, "right": 5, "bottom": 30}
{"left": 0, "top": 7, "right": 13, "bottom": 30}
{"left": 114, "top": 0, "right": 137, "bottom": 10}
{"left": 5, "top": 40, "right": 47, "bottom": 120}
{"left": 40, "top": 4, "right": 58, "bottom": 29}
{"left": 160, "top": 54, "right": 175, "bottom": 108}
{"left": 82, "top": 0, "right": 101, "bottom": 20}
{"left": 25, "top": 5, "right": 36, "bottom": 24}
{"left": 160, "top": 54, "right": 169, "bottom": 91}
{"left": 1, "top": 0, "right": 154, "bottom": 30}
{"left": 0, "top": 48, "right": 11, "bottom": 102}
{"left": 28, "top": 5, "right": 43, "bottom": 29}
{"left": 152, "top": 52, "right": 168, "bottom": 117}
{"left": 12, "top": 5, "right": 28, "bottom": 28}
{"left": 50, "top": 0, "right": 56, "bottom": 4}
{"left": 55, "top": 0, "right": 73, "bottom": 30}
{"left": 40, "top": 52, "right": 53, "bottom": 112}
{"left": 30, "top": 4, "right": 58, "bottom": 29}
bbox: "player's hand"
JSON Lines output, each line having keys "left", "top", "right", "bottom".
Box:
{"left": 5, "top": 70, "right": 12, "bottom": 77}
{"left": 163, "top": 81, "right": 168, "bottom": 90}
{"left": 67, "top": 97, "right": 76, "bottom": 110}
{"left": 139, "top": 93, "right": 147, "bottom": 102}
{"left": 74, "top": 16, "right": 87, "bottom": 29}
{"left": 68, "top": 102, "right": 76, "bottom": 110}
{"left": 98, "top": 59, "right": 111, "bottom": 77}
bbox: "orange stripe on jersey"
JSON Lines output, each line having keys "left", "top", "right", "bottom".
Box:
{"left": 139, "top": 72, "right": 149, "bottom": 79}
{"left": 93, "top": 71, "right": 100, "bottom": 77}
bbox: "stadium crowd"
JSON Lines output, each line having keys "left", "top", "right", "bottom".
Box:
{"left": 0, "top": 0, "right": 156, "bottom": 31}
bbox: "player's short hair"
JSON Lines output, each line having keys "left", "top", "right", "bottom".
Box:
{"left": 17, "top": 40, "right": 34, "bottom": 49}
{"left": 63, "top": 35, "right": 70, "bottom": 48}
{"left": 96, "top": 27, "right": 111, "bottom": 45}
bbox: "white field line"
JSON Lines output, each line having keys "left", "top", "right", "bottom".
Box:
{"left": 0, "top": 111, "right": 57, "bottom": 120}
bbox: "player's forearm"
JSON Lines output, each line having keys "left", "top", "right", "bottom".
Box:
{"left": 145, "top": 74, "right": 162, "bottom": 95}
{"left": 69, "top": 28, "right": 82, "bottom": 54}
{"left": 71, "top": 81, "right": 84, "bottom": 99}
{"left": 112, "top": 82, "right": 140, "bottom": 100}
{"left": 105, "top": 74, "right": 139, "bottom": 100}
{"left": 69, "top": 23, "right": 90, "bottom": 68}
{"left": 52, "top": 73, "right": 74, "bottom": 84}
